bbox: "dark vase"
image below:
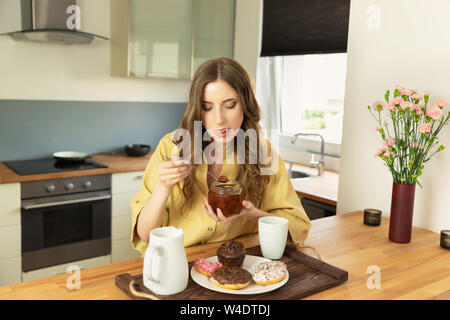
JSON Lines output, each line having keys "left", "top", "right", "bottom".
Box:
{"left": 388, "top": 182, "right": 416, "bottom": 243}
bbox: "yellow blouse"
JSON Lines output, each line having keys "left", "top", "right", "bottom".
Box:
{"left": 130, "top": 131, "right": 311, "bottom": 255}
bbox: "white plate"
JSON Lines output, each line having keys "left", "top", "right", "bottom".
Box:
{"left": 190, "top": 255, "right": 289, "bottom": 295}
{"left": 53, "top": 151, "right": 88, "bottom": 158}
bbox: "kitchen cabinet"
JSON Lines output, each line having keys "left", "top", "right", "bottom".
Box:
{"left": 300, "top": 197, "right": 336, "bottom": 221}
{"left": 111, "top": 171, "right": 144, "bottom": 263}
{"left": 191, "top": 0, "right": 236, "bottom": 74}
{"left": 0, "top": 183, "right": 21, "bottom": 286}
{"left": 111, "top": 0, "right": 235, "bottom": 79}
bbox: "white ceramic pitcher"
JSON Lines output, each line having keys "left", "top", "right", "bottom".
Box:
{"left": 143, "top": 226, "right": 188, "bottom": 295}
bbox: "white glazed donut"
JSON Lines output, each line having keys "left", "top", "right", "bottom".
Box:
{"left": 250, "top": 261, "right": 288, "bottom": 285}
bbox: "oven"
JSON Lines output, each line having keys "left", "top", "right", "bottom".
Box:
{"left": 21, "top": 174, "right": 111, "bottom": 272}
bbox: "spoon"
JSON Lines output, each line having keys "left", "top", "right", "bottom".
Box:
{"left": 161, "top": 155, "right": 228, "bottom": 182}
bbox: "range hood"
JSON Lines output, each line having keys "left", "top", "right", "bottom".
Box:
{"left": 0, "top": 0, "right": 109, "bottom": 44}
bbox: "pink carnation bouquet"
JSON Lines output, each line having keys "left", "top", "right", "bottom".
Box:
{"left": 369, "top": 85, "right": 450, "bottom": 187}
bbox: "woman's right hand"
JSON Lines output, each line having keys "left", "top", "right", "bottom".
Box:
{"left": 157, "top": 157, "right": 192, "bottom": 190}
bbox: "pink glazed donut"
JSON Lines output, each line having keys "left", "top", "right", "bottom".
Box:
{"left": 194, "top": 258, "right": 223, "bottom": 277}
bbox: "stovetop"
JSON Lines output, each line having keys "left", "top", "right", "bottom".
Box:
{"left": 4, "top": 158, "right": 108, "bottom": 175}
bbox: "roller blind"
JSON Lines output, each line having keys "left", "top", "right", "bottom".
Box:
{"left": 260, "top": 0, "right": 351, "bottom": 57}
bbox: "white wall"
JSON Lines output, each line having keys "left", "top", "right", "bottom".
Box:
{"left": 338, "top": 0, "right": 450, "bottom": 234}
{"left": 0, "top": 0, "right": 259, "bottom": 102}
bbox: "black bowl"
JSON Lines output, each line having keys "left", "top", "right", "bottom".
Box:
{"left": 124, "top": 144, "right": 151, "bottom": 157}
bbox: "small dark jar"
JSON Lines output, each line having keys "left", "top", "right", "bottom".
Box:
{"left": 364, "top": 209, "right": 382, "bottom": 226}
{"left": 440, "top": 230, "right": 450, "bottom": 250}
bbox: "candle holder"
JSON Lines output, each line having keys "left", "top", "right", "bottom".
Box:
{"left": 440, "top": 230, "right": 450, "bottom": 250}
{"left": 364, "top": 209, "right": 382, "bottom": 226}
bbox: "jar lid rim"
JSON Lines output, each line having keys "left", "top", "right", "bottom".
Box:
{"left": 210, "top": 180, "right": 242, "bottom": 194}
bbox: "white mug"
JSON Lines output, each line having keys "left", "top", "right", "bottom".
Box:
{"left": 258, "top": 216, "right": 289, "bottom": 259}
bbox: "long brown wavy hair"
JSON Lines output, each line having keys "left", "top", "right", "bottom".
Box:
{"left": 173, "top": 57, "right": 274, "bottom": 215}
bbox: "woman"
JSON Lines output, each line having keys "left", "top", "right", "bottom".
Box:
{"left": 130, "top": 57, "right": 311, "bottom": 254}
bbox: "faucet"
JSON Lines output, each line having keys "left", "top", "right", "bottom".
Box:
{"left": 290, "top": 133, "right": 326, "bottom": 176}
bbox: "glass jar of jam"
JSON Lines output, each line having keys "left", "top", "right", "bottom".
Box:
{"left": 208, "top": 176, "right": 243, "bottom": 217}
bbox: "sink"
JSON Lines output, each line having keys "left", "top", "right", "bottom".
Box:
{"left": 288, "top": 170, "right": 312, "bottom": 179}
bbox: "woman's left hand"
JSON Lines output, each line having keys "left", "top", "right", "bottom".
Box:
{"left": 202, "top": 198, "right": 271, "bottom": 223}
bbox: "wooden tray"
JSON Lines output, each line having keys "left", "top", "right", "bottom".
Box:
{"left": 115, "top": 245, "right": 348, "bottom": 300}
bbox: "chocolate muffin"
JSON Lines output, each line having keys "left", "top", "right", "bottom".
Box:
{"left": 217, "top": 240, "right": 246, "bottom": 267}
{"left": 212, "top": 266, "right": 252, "bottom": 290}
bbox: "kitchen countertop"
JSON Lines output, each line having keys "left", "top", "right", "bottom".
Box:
{"left": 0, "top": 153, "right": 152, "bottom": 184}
{"left": 0, "top": 154, "right": 337, "bottom": 205}
{"left": 1, "top": 211, "right": 448, "bottom": 300}
{"left": 286, "top": 162, "right": 338, "bottom": 206}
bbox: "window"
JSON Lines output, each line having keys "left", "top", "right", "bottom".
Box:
{"left": 279, "top": 53, "right": 347, "bottom": 145}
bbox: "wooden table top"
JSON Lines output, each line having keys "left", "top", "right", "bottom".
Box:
{"left": 1, "top": 211, "right": 448, "bottom": 300}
